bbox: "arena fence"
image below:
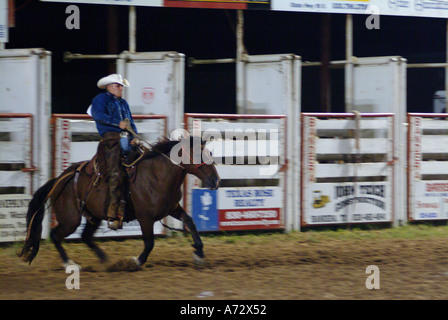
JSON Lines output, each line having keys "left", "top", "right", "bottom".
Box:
{"left": 408, "top": 113, "right": 448, "bottom": 221}
{"left": 51, "top": 114, "right": 168, "bottom": 239}
{"left": 3, "top": 111, "right": 448, "bottom": 242}
{"left": 184, "top": 113, "right": 288, "bottom": 232}
{"left": 0, "top": 114, "right": 34, "bottom": 242}
{"left": 301, "top": 113, "right": 396, "bottom": 226}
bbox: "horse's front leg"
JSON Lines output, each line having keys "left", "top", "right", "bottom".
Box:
{"left": 133, "top": 219, "right": 154, "bottom": 267}
{"left": 170, "top": 204, "right": 205, "bottom": 264}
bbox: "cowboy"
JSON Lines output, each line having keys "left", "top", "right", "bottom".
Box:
{"left": 91, "top": 74, "right": 138, "bottom": 230}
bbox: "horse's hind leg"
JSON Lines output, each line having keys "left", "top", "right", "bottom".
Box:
{"left": 170, "top": 205, "right": 204, "bottom": 263}
{"left": 50, "top": 226, "right": 77, "bottom": 268}
{"left": 81, "top": 216, "right": 108, "bottom": 263}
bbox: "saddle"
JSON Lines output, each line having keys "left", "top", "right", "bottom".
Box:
{"left": 73, "top": 147, "right": 145, "bottom": 224}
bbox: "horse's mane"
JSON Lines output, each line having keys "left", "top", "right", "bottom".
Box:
{"left": 143, "top": 136, "right": 205, "bottom": 160}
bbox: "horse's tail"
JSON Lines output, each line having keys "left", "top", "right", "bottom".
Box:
{"left": 17, "top": 178, "right": 58, "bottom": 264}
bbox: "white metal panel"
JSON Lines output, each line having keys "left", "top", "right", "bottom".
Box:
{"left": 243, "top": 54, "right": 299, "bottom": 116}
{"left": 216, "top": 165, "right": 281, "bottom": 180}
{"left": 316, "top": 138, "right": 389, "bottom": 155}
{"left": 200, "top": 121, "right": 280, "bottom": 133}
{"left": 315, "top": 119, "right": 390, "bottom": 131}
{"left": 241, "top": 54, "right": 301, "bottom": 231}
{"left": 53, "top": 115, "right": 167, "bottom": 176}
{"left": 0, "top": 49, "right": 52, "bottom": 197}
{"left": 315, "top": 163, "right": 389, "bottom": 178}
{"left": 0, "top": 171, "right": 28, "bottom": 188}
{"left": 420, "top": 161, "right": 448, "bottom": 175}
{"left": 184, "top": 114, "right": 289, "bottom": 231}
{"left": 349, "top": 57, "right": 407, "bottom": 226}
{"left": 420, "top": 119, "right": 448, "bottom": 131}
{"left": 117, "top": 51, "right": 185, "bottom": 133}
{"left": 408, "top": 114, "right": 448, "bottom": 221}
{"left": 0, "top": 57, "right": 38, "bottom": 114}
{"left": 421, "top": 136, "right": 448, "bottom": 153}
{"left": 301, "top": 113, "right": 395, "bottom": 226}
{"left": 0, "top": 142, "right": 27, "bottom": 162}
{"left": 70, "top": 142, "right": 99, "bottom": 163}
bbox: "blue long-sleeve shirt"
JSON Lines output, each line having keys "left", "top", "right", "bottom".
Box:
{"left": 91, "top": 92, "right": 138, "bottom": 138}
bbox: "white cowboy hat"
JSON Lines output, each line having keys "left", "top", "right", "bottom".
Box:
{"left": 97, "top": 74, "right": 130, "bottom": 89}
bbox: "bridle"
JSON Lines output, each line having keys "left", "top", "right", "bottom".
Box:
{"left": 150, "top": 141, "right": 211, "bottom": 174}
{"left": 123, "top": 120, "right": 211, "bottom": 174}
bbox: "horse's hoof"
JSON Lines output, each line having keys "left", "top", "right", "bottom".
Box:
{"left": 132, "top": 257, "right": 142, "bottom": 267}
{"left": 63, "top": 260, "right": 81, "bottom": 271}
{"left": 192, "top": 252, "right": 205, "bottom": 265}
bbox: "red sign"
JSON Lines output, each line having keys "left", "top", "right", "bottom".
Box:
{"left": 60, "top": 120, "right": 71, "bottom": 172}
{"left": 142, "top": 87, "right": 155, "bottom": 105}
{"left": 218, "top": 208, "right": 281, "bottom": 231}
{"left": 164, "top": 0, "right": 269, "bottom": 10}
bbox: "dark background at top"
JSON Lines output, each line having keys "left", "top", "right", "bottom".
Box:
{"left": 5, "top": 1, "right": 448, "bottom": 114}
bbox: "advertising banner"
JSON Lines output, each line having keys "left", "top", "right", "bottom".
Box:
{"left": 192, "top": 189, "right": 219, "bottom": 231}
{"left": 408, "top": 114, "right": 448, "bottom": 221}
{"left": 41, "top": 0, "right": 164, "bottom": 6}
{"left": 0, "top": 194, "right": 31, "bottom": 242}
{"left": 412, "top": 182, "right": 448, "bottom": 220}
{"left": 272, "top": 0, "right": 448, "bottom": 18}
{"left": 164, "top": 0, "right": 270, "bottom": 10}
{"left": 0, "top": 0, "right": 7, "bottom": 43}
{"left": 192, "top": 187, "right": 283, "bottom": 231}
{"left": 303, "top": 182, "right": 391, "bottom": 225}
{"left": 41, "top": 0, "right": 270, "bottom": 9}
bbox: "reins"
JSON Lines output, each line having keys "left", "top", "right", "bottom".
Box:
{"left": 123, "top": 119, "right": 208, "bottom": 173}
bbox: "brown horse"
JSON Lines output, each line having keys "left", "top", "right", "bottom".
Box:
{"left": 19, "top": 137, "right": 220, "bottom": 268}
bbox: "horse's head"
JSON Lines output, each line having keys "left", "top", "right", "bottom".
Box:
{"left": 171, "top": 137, "right": 220, "bottom": 190}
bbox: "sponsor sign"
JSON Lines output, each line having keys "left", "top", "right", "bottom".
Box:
{"left": 41, "top": 0, "right": 164, "bottom": 6}
{"left": 303, "top": 116, "right": 317, "bottom": 184}
{"left": 218, "top": 187, "right": 282, "bottom": 231}
{"left": 142, "top": 87, "right": 155, "bottom": 105}
{"left": 412, "top": 182, "right": 448, "bottom": 220}
{"left": 192, "top": 187, "right": 283, "bottom": 231}
{"left": 60, "top": 119, "right": 71, "bottom": 173}
{"left": 163, "top": 0, "right": 270, "bottom": 9}
{"left": 0, "top": 194, "right": 31, "bottom": 242}
{"left": 41, "top": 0, "right": 270, "bottom": 9}
{"left": 408, "top": 116, "right": 422, "bottom": 181}
{"left": 0, "top": 0, "right": 7, "bottom": 43}
{"left": 304, "top": 182, "right": 390, "bottom": 225}
{"left": 272, "top": 0, "right": 448, "bottom": 18}
{"left": 192, "top": 189, "right": 219, "bottom": 231}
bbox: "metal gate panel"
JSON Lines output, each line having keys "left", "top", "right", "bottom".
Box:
{"left": 117, "top": 51, "right": 185, "bottom": 133}
{"left": 301, "top": 113, "right": 395, "bottom": 226}
{"left": 52, "top": 114, "right": 167, "bottom": 239}
{"left": 408, "top": 113, "right": 448, "bottom": 221}
{"left": 184, "top": 113, "right": 287, "bottom": 232}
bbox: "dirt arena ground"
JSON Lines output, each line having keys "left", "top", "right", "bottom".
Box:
{"left": 2, "top": 226, "right": 448, "bottom": 300}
